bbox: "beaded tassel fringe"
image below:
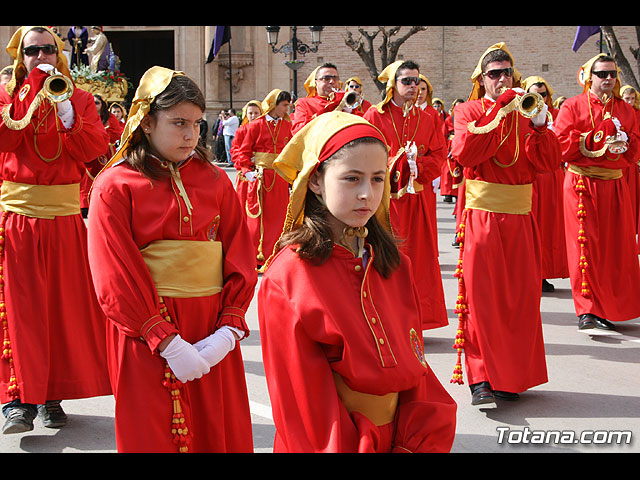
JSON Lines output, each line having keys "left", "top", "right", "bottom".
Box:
{"left": 159, "top": 298, "right": 192, "bottom": 453}
{"left": 0, "top": 212, "right": 19, "bottom": 399}
{"left": 451, "top": 208, "right": 469, "bottom": 385}
{"left": 575, "top": 177, "right": 590, "bottom": 297}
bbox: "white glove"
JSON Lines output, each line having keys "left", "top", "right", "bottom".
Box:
{"left": 616, "top": 130, "right": 629, "bottom": 143}
{"left": 160, "top": 334, "right": 211, "bottom": 382}
{"left": 193, "top": 326, "right": 239, "bottom": 368}
{"left": 36, "top": 63, "right": 55, "bottom": 74}
{"left": 244, "top": 170, "right": 258, "bottom": 182}
{"left": 56, "top": 99, "right": 75, "bottom": 128}
{"left": 512, "top": 87, "right": 526, "bottom": 95}
{"left": 432, "top": 176, "right": 440, "bottom": 193}
{"left": 531, "top": 103, "right": 548, "bottom": 127}
{"left": 612, "top": 117, "right": 622, "bottom": 130}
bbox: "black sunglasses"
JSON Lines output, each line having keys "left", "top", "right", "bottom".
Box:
{"left": 592, "top": 70, "right": 617, "bottom": 79}
{"left": 398, "top": 76, "right": 421, "bottom": 86}
{"left": 483, "top": 67, "right": 514, "bottom": 80}
{"left": 23, "top": 44, "right": 58, "bottom": 57}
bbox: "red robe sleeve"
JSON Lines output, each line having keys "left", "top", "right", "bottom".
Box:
{"left": 258, "top": 273, "right": 361, "bottom": 452}
{"left": 87, "top": 170, "right": 179, "bottom": 353}
{"left": 452, "top": 98, "right": 561, "bottom": 175}
{"left": 0, "top": 68, "right": 109, "bottom": 165}
{"left": 554, "top": 94, "right": 640, "bottom": 168}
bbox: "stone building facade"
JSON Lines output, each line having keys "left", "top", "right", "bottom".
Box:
{"left": 1, "top": 25, "right": 637, "bottom": 144}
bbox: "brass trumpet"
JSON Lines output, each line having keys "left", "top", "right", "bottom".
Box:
{"left": 0, "top": 72, "right": 75, "bottom": 131}
{"left": 517, "top": 91, "right": 545, "bottom": 119}
{"left": 43, "top": 73, "right": 74, "bottom": 103}
{"left": 332, "top": 88, "right": 362, "bottom": 111}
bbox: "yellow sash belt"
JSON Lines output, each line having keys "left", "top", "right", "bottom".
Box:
{"left": 567, "top": 164, "right": 623, "bottom": 180}
{"left": 140, "top": 239, "right": 224, "bottom": 298}
{"left": 253, "top": 152, "right": 278, "bottom": 170}
{"left": 465, "top": 178, "right": 532, "bottom": 215}
{"left": 0, "top": 181, "right": 80, "bottom": 219}
{"left": 333, "top": 372, "right": 398, "bottom": 427}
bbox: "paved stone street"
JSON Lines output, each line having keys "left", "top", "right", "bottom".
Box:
{"left": 1, "top": 165, "right": 638, "bottom": 453}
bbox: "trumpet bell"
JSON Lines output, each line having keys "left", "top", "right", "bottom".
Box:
{"left": 43, "top": 74, "right": 74, "bottom": 103}
{"left": 344, "top": 91, "right": 361, "bottom": 109}
{"left": 518, "top": 91, "right": 545, "bottom": 119}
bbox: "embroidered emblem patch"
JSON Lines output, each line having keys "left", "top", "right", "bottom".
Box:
{"left": 594, "top": 130, "right": 603, "bottom": 143}
{"left": 207, "top": 215, "right": 220, "bottom": 241}
{"left": 18, "top": 84, "right": 30, "bottom": 102}
{"left": 409, "top": 328, "right": 428, "bottom": 368}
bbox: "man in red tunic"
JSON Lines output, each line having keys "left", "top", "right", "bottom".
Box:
{"left": 450, "top": 43, "right": 561, "bottom": 407}
{"left": 291, "top": 63, "right": 362, "bottom": 135}
{"left": 523, "top": 76, "right": 568, "bottom": 292}
{"left": 554, "top": 54, "right": 640, "bottom": 331}
{"left": 364, "top": 60, "right": 448, "bottom": 331}
{"left": 0, "top": 26, "right": 111, "bottom": 433}
{"left": 234, "top": 89, "right": 292, "bottom": 267}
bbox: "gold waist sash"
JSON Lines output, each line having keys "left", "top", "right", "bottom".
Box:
{"left": 0, "top": 181, "right": 80, "bottom": 219}
{"left": 567, "top": 164, "right": 623, "bottom": 180}
{"left": 140, "top": 239, "right": 224, "bottom": 298}
{"left": 254, "top": 152, "right": 278, "bottom": 170}
{"left": 465, "top": 179, "right": 532, "bottom": 215}
{"left": 333, "top": 372, "right": 398, "bottom": 427}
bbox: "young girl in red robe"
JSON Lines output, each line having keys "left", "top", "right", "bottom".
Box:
{"left": 258, "top": 111, "right": 457, "bottom": 453}
{"left": 87, "top": 66, "right": 257, "bottom": 453}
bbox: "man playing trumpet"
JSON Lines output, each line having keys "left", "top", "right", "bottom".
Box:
{"left": 291, "top": 63, "right": 363, "bottom": 134}
{"left": 0, "top": 26, "right": 111, "bottom": 434}
{"left": 449, "top": 43, "right": 561, "bottom": 408}
{"left": 554, "top": 53, "right": 640, "bottom": 332}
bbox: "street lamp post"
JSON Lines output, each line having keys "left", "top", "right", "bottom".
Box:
{"left": 266, "top": 26, "right": 323, "bottom": 100}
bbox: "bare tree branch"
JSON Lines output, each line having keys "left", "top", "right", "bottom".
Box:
{"left": 343, "top": 26, "right": 428, "bottom": 99}
{"left": 600, "top": 26, "right": 639, "bottom": 91}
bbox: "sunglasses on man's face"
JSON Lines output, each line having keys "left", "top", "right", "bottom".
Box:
{"left": 483, "top": 67, "right": 514, "bottom": 80}
{"left": 592, "top": 70, "right": 617, "bottom": 79}
{"left": 23, "top": 44, "right": 58, "bottom": 57}
{"left": 397, "top": 76, "right": 420, "bottom": 86}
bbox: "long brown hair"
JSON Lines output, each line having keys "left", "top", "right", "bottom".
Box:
{"left": 278, "top": 137, "right": 401, "bottom": 278}
{"left": 123, "top": 75, "right": 214, "bottom": 180}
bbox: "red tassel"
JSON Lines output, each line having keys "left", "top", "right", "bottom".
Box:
{"left": 575, "top": 177, "right": 590, "bottom": 297}
{"left": 451, "top": 209, "right": 468, "bottom": 385}
{"left": 160, "top": 298, "right": 192, "bottom": 453}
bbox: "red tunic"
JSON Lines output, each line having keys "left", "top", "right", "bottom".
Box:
{"left": 532, "top": 107, "right": 568, "bottom": 279}
{"left": 365, "top": 102, "right": 448, "bottom": 330}
{"left": 451, "top": 96, "right": 561, "bottom": 392}
{"left": 80, "top": 113, "right": 124, "bottom": 209}
{"left": 554, "top": 92, "right": 640, "bottom": 321}
{"left": 234, "top": 116, "right": 291, "bottom": 265}
{"left": 87, "top": 157, "right": 256, "bottom": 452}
{"left": 0, "top": 67, "right": 111, "bottom": 404}
{"left": 258, "top": 244, "right": 457, "bottom": 453}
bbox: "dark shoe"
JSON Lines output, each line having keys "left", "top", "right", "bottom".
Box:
{"left": 2, "top": 405, "right": 36, "bottom": 434}
{"left": 578, "top": 314, "right": 596, "bottom": 330}
{"left": 542, "top": 279, "right": 555, "bottom": 292}
{"left": 443, "top": 195, "right": 453, "bottom": 203}
{"left": 470, "top": 382, "right": 496, "bottom": 407}
{"left": 492, "top": 390, "right": 520, "bottom": 401}
{"left": 593, "top": 316, "right": 616, "bottom": 331}
{"left": 38, "top": 400, "right": 67, "bottom": 428}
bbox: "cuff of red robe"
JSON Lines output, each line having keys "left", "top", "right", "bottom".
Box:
{"left": 217, "top": 306, "right": 250, "bottom": 339}
{"left": 140, "top": 314, "right": 180, "bottom": 353}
